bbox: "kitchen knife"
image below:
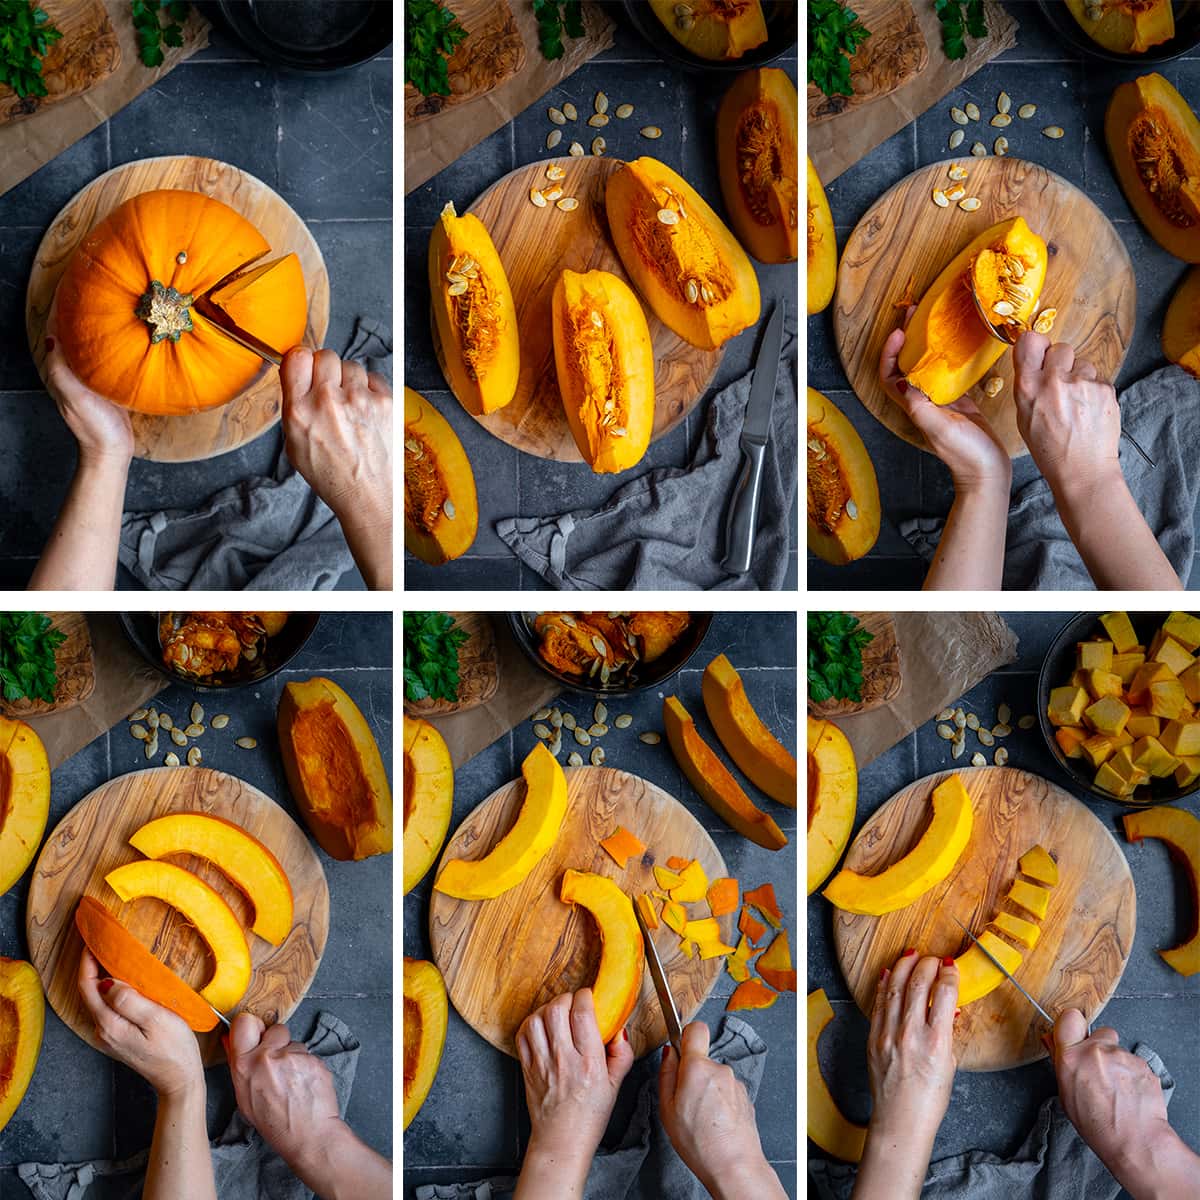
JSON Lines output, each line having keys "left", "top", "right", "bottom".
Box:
{"left": 635, "top": 898, "right": 683, "bottom": 1055}
{"left": 950, "top": 915, "right": 1061, "bottom": 1027}
{"left": 193, "top": 254, "right": 288, "bottom": 366}
{"left": 722, "top": 299, "right": 785, "bottom": 575}
{"left": 207, "top": 1002, "right": 231, "bottom": 1029}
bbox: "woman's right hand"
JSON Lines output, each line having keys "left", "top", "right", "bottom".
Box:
{"left": 77, "top": 947, "right": 203, "bottom": 1098}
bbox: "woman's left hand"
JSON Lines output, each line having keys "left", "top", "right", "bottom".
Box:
{"left": 77, "top": 947, "right": 203, "bottom": 1098}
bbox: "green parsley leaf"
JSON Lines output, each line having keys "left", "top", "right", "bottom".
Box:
{"left": 0, "top": 1, "right": 62, "bottom": 99}
{"left": 808, "top": 0, "right": 871, "bottom": 99}
{"left": 406, "top": 0, "right": 467, "bottom": 97}
{"left": 404, "top": 612, "right": 470, "bottom": 704}
{"left": 0, "top": 612, "right": 66, "bottom": 704}
{"left": 808, "top": 612, "right": 874, "bottom": 704}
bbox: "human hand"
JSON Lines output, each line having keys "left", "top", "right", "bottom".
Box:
{"left": 76, "top": 947, "right": 203, "bottom": 1098}
{"left": 658, "top": 1022, "right": 782, "bottom": 1200}
{"left": 879, "top": 314, "right": 1011, "bottom": 491}
{"left": 516, "top": 989, "right": 633, "bottom": 1171}
{"left": 1012, "top": 332, "right": 1121, "bottom": 497}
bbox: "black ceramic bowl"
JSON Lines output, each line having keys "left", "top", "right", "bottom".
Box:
{"left": 1036, "top": 611, "right": 1200, "bottom": 805}
{"left": 620, "top": 0, "right": 797, "bottom": 71}
{"left": 209, "top": 0, "right": 392, "bottom": 72}
{"left": 1036, "top": 0, "right": 1200, "bottom": 64}
{"left": 508, "top": 612, "right": 713, "bottom": 697}
{"left": 120, "top": 612, "right": 319, "bottom": 690}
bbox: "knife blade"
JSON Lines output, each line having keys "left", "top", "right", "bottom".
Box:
{"left": 635, "top": 898, "right": 683, "bottom": 1054}
{"left": 721, "top": 299, "right": 785, "bottom": 575}
{"left": 207, "top": 1002, "right": 231, "bottom": 1029}
{"left": 193, "top": 252, "right": 288, "bottom": 366}
{"left": 951, "top": 915, "right": 1055, "bottom": 1025}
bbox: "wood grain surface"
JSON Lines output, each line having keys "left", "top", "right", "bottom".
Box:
{"left": 0, "top": 0, "right": 121, "bottom": 126}
{"left": 429, "top": 765, "right": 731, "bottom": 1058}
{"left": 831, "top": 766, "right": 1135, "bottom": 1071}
{"left": 25, "top": 155, "right": 330, "bottom": 463}
{"left": 0, "top": 612, "right": 95, "bottom": 718}
{"left": 26, "top": 766, "right": 329, "bottom": 1065}
{"left": 432, "top": 156, "right": 723, "bottom": 462}
{"left": 404, "top": 613, "right": 500, "bottom": 719}
{"left": 833, "top": 156, "right": 1136, "bottom": 458}
{"left": 808, "top": 613, "right": 901, "bottom": 718}
{"left": 807, "top": 0, "right": 926, "bottom": 124}
{"left": 404, "top": 0, "right": 524, "bottom": 122}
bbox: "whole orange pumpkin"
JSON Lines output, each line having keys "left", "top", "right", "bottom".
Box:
{"left": 55, "top": 189, "right": 309, "bottom": 415}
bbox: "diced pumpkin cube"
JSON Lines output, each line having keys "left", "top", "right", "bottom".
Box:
{"left": 654, "top": 866, "right": 684, "bottom": 890}
{"left": 738, "top": 907, "right": 766, "bottom": 944}
{"left": 1173, "top": 755, "right": 1200, "bottom": 788}
{"left": 1179, "top": 661, "right": 1200, "bottom": 704}
{"left": 1099, "top": 612, "right": 1139, "bottom": 654}
{"left": 706, "top": 877, "right": 739, "bottom": 917}
{"left": 635, "top": 893, "right": 659, "bottom": 930}
{"left": 1110, "top": 746, "right": 1148, "bottom": 786}
{"left": 662, "top": 900, "right": 687, "bottom": 935}
{"left": 1085, "top": 670, "right": 1123, "bottom": 701}
{"left": 1129, "top": 663, "right": 1175, "bottom": 703}
{"left": 1048, "top": 686, "right": 1089, "bottom": 727}
{"left": 1077, "top": 641, "right": 1114, "bottom": 671}
{"left": 1018, "top": 844, "right": 1059, "bottom": 886}
{"left": 1151, "top": 636, "right": 1195, "bottom": 677}
{"left": 1081, "top": 734, "right": 1116, "bottom": 769}
{"left": 1149, "top": 679, "right": 1190, "bottom": 720}
{"left": 991, "top": 910, "right": 1041, "bottom": 950}
{"left": 1055, "top": 727, "right": 1088, "bottom": 758}
{"left": 1162, "top": 611, "right": 1200, "bottom": 652}
{"left": 1111, "top": 651, "right": 1146, "bottom": 685}
{"left": 1110, "top": 730, "right": 1134, "bottom": 751}
{"left": 599, "top": 826, "right": 646, "bottom": 869}
{"left": 670, "top": 859, "right": 708, "bottom": 903}
{"left": 1159, "top": 720, "right": 1200, "bottom": 758}
{"left": 1094, "top": 760, "right": 1129, "bottom": 797}
{"left": 1084, "top": 696, "right": 1130, "bottom": 736}
{"left": 1131, "top": 736, "right": 1181, "bottom": 778}
{"left": 1126, "top": 712, "right": 1161, "bottom": 739}
{"left": 1006, "top": 878, "right": 1050, "bottom": 920}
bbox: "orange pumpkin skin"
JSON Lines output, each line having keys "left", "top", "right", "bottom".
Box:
{"left": 55, "top": 189, "right": 309, "bottom": 415}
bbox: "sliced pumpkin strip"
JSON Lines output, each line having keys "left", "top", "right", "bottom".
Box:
{"left": 756, "top": 929, "right": 796, "bottom": 992}
{"left": 662, "top": 899, "right": 688, "bottom": 936}
{"left": 599, "top": 825, "right": 647, "bottom": 870}
{"left": 634, "top": 892, "right": 659, "bottom": 930}
{"left": 684, "top": 916, "right": 722, "bottom": 943}
{"left": 727, "top": 978, "right": 778, "bottom": 1011}
{"left": 707, "top": 876, "right": 739, "bottom": 917}
{"left": 738, "top": 906, "right": 767, "bottom": 944}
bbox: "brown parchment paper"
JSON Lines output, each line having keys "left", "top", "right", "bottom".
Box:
{"left": 23, "top": 614, "right": 167, "bottom": 770}
{"left": 0, "top": 1, "right": 210, "bottom": 198}
{"left": 404, "top": 1, "right": 615, "bottom": 195}
{"left": 828, "top": 612, "right": 1019, "bottom": 768}
{"left": 420, "top": 621, "right": 562, "bottom": 769}
{"left": 808, "top": 0, "right": 1018, "bottom": 185}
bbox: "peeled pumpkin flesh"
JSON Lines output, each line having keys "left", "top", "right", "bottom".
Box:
{"left": 807, "top": 387, "right": 880, "bottom": 565}
{"left": 0, "top": 716, "right": 50, "bottom": 897}
{"left": 1164, "top": 267, "right": 1200, "bottom": 376}
{"left": 807, "top": 157, "right": 836, "bottom": 314}
{"left": 403, "top": 716, "right": 454, "bottom": 895}
{"left": 403, "top": 958, "right": 448, "bottom": 1129}
{"left": 899, "top": 217, "right": 1047, "bottom": 406}
{"left": 717, "top": 68, "right": 799, "bottom": 265}
{"left": 1063, "top": 0, "right": 1173, "bottom": 54}
{"left": 807, "top": 988, "right": 866, "bottom": 1161}
{"left": 807, "top": 716, "right": 857, "bottom": 895}
{"left": 428, "top": 201, "right": 520, "bottom": 414}
{"left": 1105, "top": 74, "right": 1200, "bottom": 263}
{"left": 647, "top": 0, "right": 767, "bottom": 61}
{"left": 606, "top": 157, "right": 760, "bottom": 350}
{"left": 0, "top": 957, "right": 44, "bottom": 1133}
{"left": 551, "top": 268, "right": 655, "bottom": 473}
{"left": 404, "top": 387, "right": 479, "bottom": 565}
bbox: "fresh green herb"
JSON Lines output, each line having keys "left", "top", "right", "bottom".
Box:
{"left": 405, "top": 0, "right": 467, "bottom": 98}
{"left": 807, "top": 0, "right": 870, "bottom": 99}
{"left": 0, "top": 612, "right": 66, "bottom": 704}
{"left": 534, "top": 0, "right": 584, "bottom": 61}
{"left": 0, "top": 1, "right": 62, "bottom": 99}
{"left": 808, "top": 612, "right": 874, "bottom": 704}
{"left": 935, "top": 0, "right": 987, "bottom": 61}
{"left": 404, "top": 612, "right": 469, "bottom": 703}
{"left": 131, "top": 0, "right": 187, "bottom": 68}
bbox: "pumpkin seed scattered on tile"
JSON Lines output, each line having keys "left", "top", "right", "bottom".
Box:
{"left": 546, "top": 130, "right": 562, "bottom": 149}
{"left": 187, "top": 748, "right": 202, "bottom": 766}
{"left": 534, "top": 707, "right": 551, "bottom": 721}
{"left": 640, "top": 126, "right": 662, "bottom": 139}
{"left": 949, "top": 129, "right": 965, "bottom": 149}
{"left": 185, "top": 723, "right": 204, "bottom": 738}
{"left": 979, "top": 728, "right": 996, "bottom": 746}
{"left": 563, "top": 101, "right": 577, "bottom": 120}
{"left": 936, "top": 707, "right": 955, "bottom": 721}
{"left": 965, "top": 101, "right": 980, "bottom": 121}
{"left": 1018, "top": 103, "right": 1037, "bottom": 119}
{"left": 235, "top": 737, "right": 257, "bottom": 749}
{"left": 951, "top": 106, "right": 969, "bottom": 125}
{"left": 171, "top": 727, "right": 187, "bottom": 746}
{"left": 164, "top": 752, "right": 180, "bottom": 767}
{"left": 1043, "top": 126, "right": 1064, "bottom": 139}
{"left": 533, "top": 723, "right": 552, "bottom": 739}
{"left": 998, "top": 703, "right": 1011, "bottom": 724}
{"left": 159, "top": 713, "right": 174, "bottom": 731}
{"left": 575, "top": 728, "right": 592, "bottom": 746}
{"left": 549, "top": 106, "right": 566, "bottom": 124}
{"left": 995, "top": 747, "right": 1009, "bottom": 766}
{"left": 590, "top": 747, "right": 605, "bottom": 765}
{"left": 1018, "top": 715, "right": 1036, "bottom": 730}
{"left": 615, "top": 103, "right": 634, "bottom": 119}
{"left": 971, "top": 141, "right": 987, "bottom": 157}
{"left": 130, "top": 708, "right": 148, "bottom": 722}
{"left": 966, "top": 712, "right": 980, "bottom": 730}
{"left": 615, "top": 714, "right": 633, "bottom": 728}
{"left": 130, "top": 724, "right": 149, "bottom": 741}
{"left": 994, "top": 723, "right": 1012, "bottom": 737}
{"left": 952, "top": 740, "right": 966, "bottom": 759}
{"left": 971, "top": 752, "right": 987, "bottom": 767}
{"left": 567, "top": 752, "right": 584, "bottom": 766}
{"left": 639, "top": 731, "right": 661, "bottom": 745}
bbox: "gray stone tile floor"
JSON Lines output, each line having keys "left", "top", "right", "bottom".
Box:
{"left": 0, "top": 21, "right": 392, "bottom": 590}
{"left": 807, "top": 611, "right": 1200, "bottom": 1199}
{"left": 404, "top": 612, "right": 797, "bottom": 1197}
{"left": 404, "top": 18, "right": 799, "bottom": 592}
{"left": 808, "top": 1, "right": 1200, "bottom": 591}
{"left": 0, "top": 612, "right": 393, "bottom": 1177}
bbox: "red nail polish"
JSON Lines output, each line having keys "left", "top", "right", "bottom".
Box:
{"left": 942, "top": 956, "right": 955, "bottom": 967}
{"left": 903, "top": 947, "right": 917, "bottom": 957}
{"left": 44, "top": 336, "right": 55, "bottom": 352}
{"left": 98, "top": 978, "right": 113, "bottom": 994}
{"left": 896, "top": 380, "right": 908, "bottom": 394}
{"left": 622, "top": 1028, "right": 629, "bottom": 1042}
{"left": 879, "top": 965, "right": 890, "bottom": 980}
{"left": 954, "top": 1008, "right": 961, "bottom": 1018}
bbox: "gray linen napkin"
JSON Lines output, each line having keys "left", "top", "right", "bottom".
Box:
{"left": 899, "top": 366, "right": 1200, "bottom": 588}
{"left": 16, "top": 1012, "right": 360, "bottom": 1200}
{"left": 495, "top": 322, "right": 797, "bottom": 591}
{"left": 414, "top": 1017, "right": 775, "bottom": 1200}
{"left": 117, "top": 318, "right": 392, "bottom": 591}
{"left": 809, "top": 1043, "right": 1175, "bottom": 1200}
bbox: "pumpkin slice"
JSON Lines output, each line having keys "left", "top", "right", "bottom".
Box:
{"left": 662, "top": 899, "right": 688, "bottom": 936}
{"left": 0, "top": 717, "right": 50, "bottom": 896}
{"left": 807, "top": 388, "right": 881, "bottom": 565}
{"left": 706, "top": 876, "right": 739, "bottom": 917}
{"left": 823, "top": 774, "right": 974, "bottom": 916}
{"left": 703, "top": 653, "right": 797, "bottom": 807}
{"left": 1006, "top": 878, "right": 1051, "bottom": 921}
{"left": 807, "top": 715, "right": 857, "bottom": 894}
{"left": 1164, "top": 267, "right": 1200, "bottom": 377}
{"left": 756, "top": 929, "right": 796, "bottom": 992}
{"left": 403, "top": 715, "right": 454, "bottom": 894}
{"left": 1017, "top": 844, "right": 1059, "bottom": 888}
{"left": 1123, "top": 806, "right": 1200, "bottom": 976}
{"left": 808, "top": 989, "right": 867, "bottom": 1162}
{"left": 679, "top": 938, "right": 695, "bottom": 959}
{"left": 0, "top": 957, "right": 45, "bottom": 1133}
{"left": 990, "top": 911, "right": 1041, "bottom": 951}
{"left": 204, "top": 252, "right": 307, "bottom": 357}
{"left": 728, "top": 977, "right": 778, "bottom": 1011}
{"left": 670, "top": 859, "right": 708, "bottom": 903}
{"left": 654, "top": 865, "right": 685, "bottom": 891}
{"left": 1064, "top": 0, "right": 1173, "bottom": 56}
{"left": 743, "top": 882, "right": 784, "bottom": 929}
{"left": 559, "top": 870, "right": 644, "bottom": 1042}
{"left": 599, "top": 825, "right": 647, "bottom": 870}
{"left": 648, "top": 0, "right": 767, "bottom": 60}
{"left": 403, "top": 958, "right": 448, "bottom": 1130}
{"left": 663, "top": 696, "right": 787, "bottom": 850}
{"left": 74, "top": 897, "right": 217, "bottom": 1033}
{"left": 104, "top": 860, "right": 252, "bottom": 1013}
{"left": 435, "top": 743, "right": 567, "bottom": 900}
{"left": 634, "top": 893, "right": 659, "bottom": 930}
{"left": 128, "top": 813, "right": 293, "bottom": 946}
{"left": 807, "top": 157, "right": 836, "bottom": 313}
{"left": 954, "top": 929, "right": 1025, "bottom": 1006}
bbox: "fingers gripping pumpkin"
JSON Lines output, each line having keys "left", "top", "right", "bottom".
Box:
{"left": 55, "top": 190, "right": 309, "bottom": 415}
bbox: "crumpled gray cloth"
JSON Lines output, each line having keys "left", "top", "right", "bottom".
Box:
{"left": 16, "top": 1011, "right": 361, "bottom": 1200}
{"left": 117, "top": 318, "right": 392, "bottom": 591}
{"left": 900, "top": 366, "right": 1200, "bottom": 588}
{"left": 495, "top": 320, "right": 797, "bottom": 591}
{"left": 809, "top": 1043, "right": 1175, "bottom": 1200}
{"left": 414, "top": 1017, "right": 775, "bottom": 1200}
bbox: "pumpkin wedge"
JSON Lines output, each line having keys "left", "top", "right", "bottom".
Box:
{"left": 403, "top": 715, "right": 454, "bottom": 894}
{"left": 1163, "top": 267, "right": 1200, "bottom": 377}
{"left": 1064, "top": 0, "right": 1173, "bottom": 55}
{"left": 807, "top": 716, "right": 857, "bottom": 894}
{"left": 823, "top": 774, "right": 973, "bottom": 915}
{"left": 435, "top": 743, "right": 568, "bottom": 899}
{"left": 403, "top": 958, "right": 448, "bottom": 1129}
{"left": 807, "top": 388, "right": 881, "bottom": 565}
{"left": 0, "top": 716, "right": 50, "bottom": 896}
{"left": 954, "top": 929, "right": 1024, "bottom": 1006}
{"left": 703, "top": 653, "right": 797, "bottom": 807}
{"left": 560, "top": 870, "right": 644, "bottom": 1043}
{"left": 647, "top": 0, "right": 767, "bottom": 60}
{"left": 1123, "top": 806, "right": 1200, "bottom": 976}
{"left": 0, "top": 957, "right": 44, "bottom": 1133}
{"left": 807, "top": 988, "right": 867, "bottom": 1161}
{"left": 807, "top": 157, "right": 836, "bottom": 314}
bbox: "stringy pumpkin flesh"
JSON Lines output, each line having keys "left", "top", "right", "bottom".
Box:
{"left": 737, "top": 108, "right": 797, "bottom": 231}
{"left": 1130, "top": 109, "right": 1200, "bottom": 231}
{"left": 404, "top": 429, "right": 449, "bottom": 535}
{"left": 807, "top": 431, "right": 850, "bottom": 535}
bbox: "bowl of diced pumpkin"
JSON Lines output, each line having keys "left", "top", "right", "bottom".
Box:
{"left": 1037, "top": 611, "right": 1200, "bottom": 804}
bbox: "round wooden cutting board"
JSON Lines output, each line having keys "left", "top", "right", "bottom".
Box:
{"left": 431, "top": 156, "right": 723, "bottom": 462}
{"left": 27, "top": 767, "right": 329, "bottom": 1065}
{"left": 429, "top": 765, "right": 732, "bottom": 1059}
{"left": 25, "top": 155, "right": 331, "bottom": 463}
{"left": 833, "top": 156, "right": 1136, "bottom": 458}
{"left": 831, "top": 766, "right": 1135, "bottom": 1071}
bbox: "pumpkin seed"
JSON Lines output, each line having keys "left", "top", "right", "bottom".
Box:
{"left": 590, "top": 747, "right": 606, "bottom": 766}
{"left": 187, "top": 748, "right": 202, "bottom": 766}
{"left": 993, "top": 299, "right": 1016, "bottom": 317}
{"left": 567, "top": 752, "right": 584, "bottom": 767}
{"left": 145, "top": 734, "right": 158, "bottom": 759}
{"left": 236, "top": 737, "right": 257, "bottom": 749}
{"left": 959, "top": 197, "right": 982, "bottom": 211}
{"left": 686, "top": 279, "right": 700, "bottom": 303}
{"left": 534, "top": 707, "right": 551, "bottom": 721}
{"left": 983, "top": 376, "right": 1004, "bottom": 397}
{"left": 990, "top": 113, "right": 1012, "bottom": 128}
{"left": 587, "top": 113, "right": 609, "bottom": 127}
{"left": 948, "top": 164, "right": 969, "bottom": 181}
{"left": 946, "top": 185, "right": 966, "bottom": 202}
{"left": 591, "top": 137, "right": 606, "bottom": 156}
{"left": 615, "top": 714, "right": 633, "bottom": 729}
{"left": 212, "top": 714, "right": 230, "bottom": 729}
{"left": 547, "top": 130, "right": 563, "bottom": 149}
{"left": 130, "top": 708, "right": 148, "bottom": 722}
{"left": 965, "top": 101, "right": 981, "bottom": 121}
{"left": 164, "top": 752, "right": 181, "bottom": 767}
{"left": 657, "top": 208, "right": 679, "bottom": 225}
{"left": 550, "top": 711, "right": 563, "bottom": 729}
{"left": 530, "top": 188, "right": 547, "bottom": 208}
{"left": 1018, "top": 715, "right": 1036, "bottom": 730}
{"left": 995, "top": 136, "right": 1009, "bottom": 156}
{"left": 640, "top": 126, "right": 662, "bottom": 139}
{"left": 997, "top": 91, "right": 1011, "bottom": 115}
{"left": 932, "top": 188, "right": 950, "bottom": 208}
{"left": 190, "top": 703, "right": 203, "bottom": 724}
{"left": 130, "top": 724, "right": 149, "bottom": 740}
{"left": 971, "top": 141, "right": 987, "bottom": 157}
{"left": 549, "top": 106, "right": 566, "bottom": 124}
{"left": 600, "top": 664, "right": 611, "bottom": 684}
{"left": 937, "top": 724, "right": 955, "bottom": 740}
{"left": 1043, "top": 126, "right": 1064, "bottom": 139}
{"left": 185, "top": 723, "right": 204, "bottom": 738}
{"left": 557, "top": 197, "right": 579, "bottom": 211}
{"left": 595, "top": 701, "right": 608, "bottom": 724}
{"left": 575, "top": 728, "right": 592, "bottom": 746}
{"left": 639, "top": 731, "right": 661, "bottom": 745}
{"left": 1018, "top": 103, "right": 1037, "bottom": 119}
{"left": 171, "top": 727, "right": 187, "bottom": 746}
{"left": 936, "top": 707, "right": 955, "bottom": 721}
{"left": 950, "top": 106, "right": 969, "bottom": 125}
{"left": 699, "top": 284, "right": 712, "bottom": 303}
{"left": 954, "top": 710, "right": 967, "bottom": 728}
{"left": 979, "top": 728, "right": 996, "bottom": 746}
{"left": 147, "top": 710, "right": 159, "bottom": 729}
{"left": 971, "top": 752, "right": 987, "bottom": 767}
{"left": 966, "top": 712, "right": 980, "bottom": 730}
{"left": 563, "top": 101, "right": 578, "bottom": 120}
{"left": 949, "top": 129, "right": 965, "bottom": 149}
{"left": 994, "top": 723, "right": 1012, "bottom": 737}
{"left": 569, "top": 140, "right": 585, "bottom": 157}
{"left": 534, "top": 723, "right": 552, "bottom": 739}
{"left": 549, "top": 731, "right": 562, "bottom": 756}
{"left": 1085, "top": 2, "right": 1103, "bottom": 18}
{"left": 589, "top": 723, "right": 608, "bottom": 737}
{"left": 563, "top": 712, "right": 577, "bottom": 730}
{"left": 995, "top": 747, "right": 1010, "bottom": 766}
{"left": 444, "top": 499, "right": 457, "bottom": 519}
{"left": 591, "top": 636, "right": 608, "bottom": 656}
{"left": 611, "top": 426, "right": 627, "bottom": 438}
{"left": 998, "top": 703, "right": 1011, "bottom": 724}
{"left": 1033, "top": 308, "right": 1057, "bottom": 333}
{"left": 447, "top": 279, "right": 468, "bottom": 295}
{"left": 846, "top": 499, "right": 859, "bottom": 520}
{"left": 952, "top": 739, "right": 966, "bottom": 759}
{"left": 595, "top": 91, "right": 608, "bottom": 114}
{"left": 544, "top": 187, "right": 563, "bottom": 203}
{"left": 615, "top": 103, "right": 634, "bottom": 119}
{"left": 546, "top": 164, "right": 566, "bottom": 181}
{"left": 159, "top": 713, "right": 174, "bottom": 730}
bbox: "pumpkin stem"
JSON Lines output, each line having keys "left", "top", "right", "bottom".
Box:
{"left": 136, "top": 280, "right": 195, "bottom": 344}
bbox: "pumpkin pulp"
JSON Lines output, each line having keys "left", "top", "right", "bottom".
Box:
{"left": 1129, "top": 106, "right": 1200, "bottom": 234}
{"left": 403, "top": 994, "right": 421, "bottom": 1091}
{"left": 404, "top": 427, "right": 450, "bottom": 535}
{"left": 292, "top": 701, "right": 374, "bottom": 830}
